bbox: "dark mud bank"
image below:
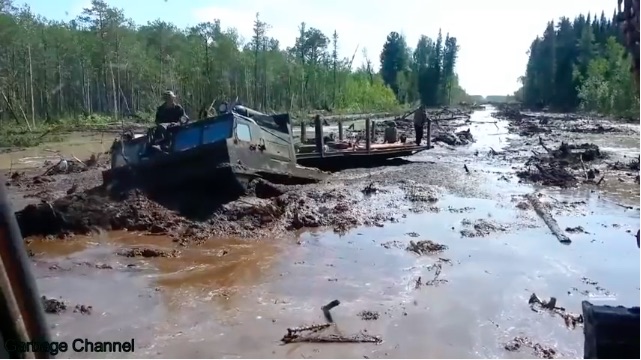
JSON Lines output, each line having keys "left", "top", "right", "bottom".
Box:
{"left": 15, "top": 177, "right": 436, "bottom": 243}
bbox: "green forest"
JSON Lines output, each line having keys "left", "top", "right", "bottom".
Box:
{"left": 0, "top": 0, "right": 470, "bottom": 131}
{"left": 516, "top": 10, "right": 639, "bottom": 118}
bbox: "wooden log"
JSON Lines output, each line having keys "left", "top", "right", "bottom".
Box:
{"left": 525, "top": 193, "right": 571, "bottom": 244}
{"left": 338, "top": 121, "right": 343, "bottom": 141}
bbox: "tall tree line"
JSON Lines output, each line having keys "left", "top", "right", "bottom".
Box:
{"left": 2, "top": 0, "right": 469, "bottom": 127}
{"left": 516, "top": 10, "right": 639, "bottom": 117}
{"left": 378, "top": 29, "right": 468, "bottom": 107}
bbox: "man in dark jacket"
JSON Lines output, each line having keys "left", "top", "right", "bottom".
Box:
{"left": 155, "top": 90, "right": 187, "bottom": 125}
{"left": 413, "top": 104, "right": 428, "bottom": 145}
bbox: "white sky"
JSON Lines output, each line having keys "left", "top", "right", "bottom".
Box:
{"left": 192, "top": 0, "right": 615, "bottom": 96}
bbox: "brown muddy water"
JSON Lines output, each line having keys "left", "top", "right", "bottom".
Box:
{"left": 0, "top": 132, "right": 114, "bottom": 170}
{"left": 21, "top": 108, "right": 641, "bottom": 358}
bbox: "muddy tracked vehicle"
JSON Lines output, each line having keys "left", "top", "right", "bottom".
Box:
{"left": 103, "top": 106, "right": 327, "bottom": 195}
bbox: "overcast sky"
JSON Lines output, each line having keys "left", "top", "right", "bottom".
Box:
{"left": 28, "top": 0, "right": 616, "bottom": 96}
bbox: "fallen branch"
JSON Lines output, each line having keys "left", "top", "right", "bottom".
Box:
{"left": 41, "top": 159, "right": 66, "bottom": 176}
{"left": 71, "top": 155, "right": 87, "bottom": 168}
{"left": 280, "top": 323, "right": 381, "bottom": 344}
{"left": 282, "top": 332, "right": 382, "bottom": 344}
{"left": 596, "top": 175, "right": 605, "bottom": 186}
{"left": 529, "top": 293, "right": 584, "bottom": 329}
{"left": 538, "top": 136, "right": 552, "bottom": 153}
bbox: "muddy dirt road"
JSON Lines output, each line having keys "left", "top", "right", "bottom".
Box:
{"left": 7, "top": 106, "right": 640, "bottom": 358}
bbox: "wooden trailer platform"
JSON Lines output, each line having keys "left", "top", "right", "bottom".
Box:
{"left": 295, "top": 116, "right": 431, "bottom": 171}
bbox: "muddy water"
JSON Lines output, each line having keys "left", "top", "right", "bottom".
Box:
{"left": 0, "top": 132, "right": 113, "bottom": 169}
{"left": 29, "top": 108, "right": 640, "bottom": 358}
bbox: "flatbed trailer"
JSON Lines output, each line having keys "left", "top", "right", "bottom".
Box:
{"left": 294, "top": 115, "right": 430, "bottom": 171}
{"left": 297, "top": 143, "right": 428, "bottom": 170}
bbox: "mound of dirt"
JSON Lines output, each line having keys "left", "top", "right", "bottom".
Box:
{"left": 41, "top": 296, "right": 67, "bottom": 314}
{"left": 517, "top": 164, "right": 578, "bottom": 187}
{"left": 460, "top": 218, "right": 508, "bottom": 237}
{"left": 567, "top": 124, "right": 622, "bottom": 134}
{"left": 406, "top": 240, "right": 447, "bottom": 255}
{"left": 551, "top": 142, "right": 603, "bottom": 162}
{"left": 14, "top": 181, "right": 393, "bottom": 243}
{"left": 117, "top": 247, "right": 181, "bottom": 258}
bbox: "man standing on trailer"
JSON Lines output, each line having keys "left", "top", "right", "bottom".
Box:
{"left": 413, "top": 104, "right": 428, "bottom": 145}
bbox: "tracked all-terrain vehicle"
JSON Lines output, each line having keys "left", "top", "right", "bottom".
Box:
{"left": 103, "top": 105, "right": 327, "bottom": 194}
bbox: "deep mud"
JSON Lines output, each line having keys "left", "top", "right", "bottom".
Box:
{"left": 7, "top": 108, "right": 482, "bottom": 244}
{"left": 14, "top": 182, "right": 403, "bottom": 244}
{"left": 5, "top": 106, "right": 639, "bottom": 358}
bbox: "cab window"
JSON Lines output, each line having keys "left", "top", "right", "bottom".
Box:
{"left": 236, "top": 123, "right": 251, "bottom": 141}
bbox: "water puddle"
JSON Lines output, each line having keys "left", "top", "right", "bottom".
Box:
{"left": 0, "top": 132, "right": 112, "bottom": 170}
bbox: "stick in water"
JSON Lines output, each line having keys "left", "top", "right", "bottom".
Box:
{"left": 321, "top": 300, "right": 340, "bottom": 323}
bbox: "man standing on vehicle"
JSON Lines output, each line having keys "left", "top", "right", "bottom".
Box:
{"left": 413, "top": 104, "right": 428, "bottom": 145}
{"left": 155, "top": 90, "right": 187, "bottom": 125}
